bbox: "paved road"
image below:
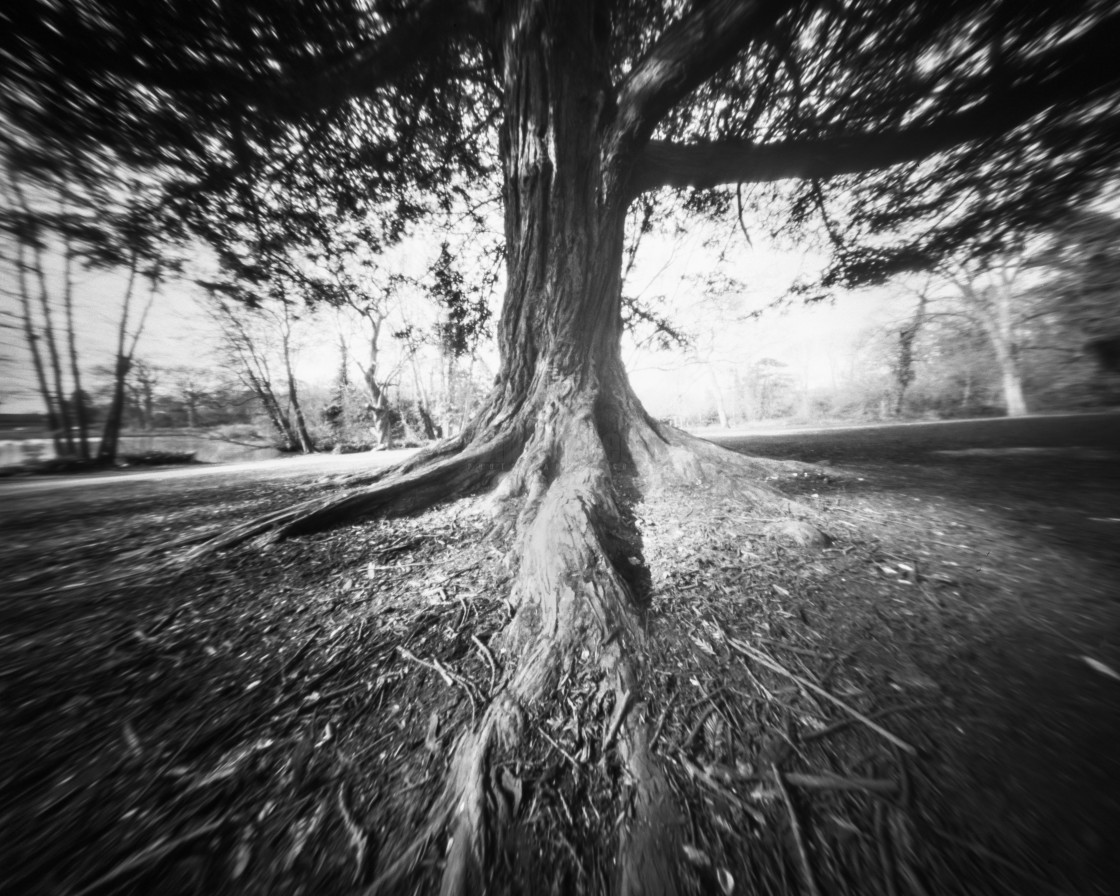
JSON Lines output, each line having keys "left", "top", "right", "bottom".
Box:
{"left": 708, "top": 411, "right": 1120, "bottom": 464}
{"left": 2, "top": 411, "right": 1117, "bottom": 507}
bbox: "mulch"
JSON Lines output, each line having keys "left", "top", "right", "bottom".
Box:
{"left": 1, "top": 451, "right": 1117, "bottom": 895}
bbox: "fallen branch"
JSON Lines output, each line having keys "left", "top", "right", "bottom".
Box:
{"left": 800, "top": 701, "right": 939, "bottom": 744}
{"left": 773, "top": 764, "right": 822, "bottom": 896}
{"left": 538, "top": 725, "right": 581, "bottom": 769}
{"left": 784, "top": 772, "right": 899, "bottom": 795}
{"left": 397, "top": 647, "right": 478, "bottom": 720}
{"left": 728, "top": 639, "right": 917, "bottom": 755}
{"left": 471, "top": 635, "right": 498, "bottom": 695}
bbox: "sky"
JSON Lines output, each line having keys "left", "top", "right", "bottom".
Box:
{"left": 1, "top": 209, "right": 911, "bottom": 418}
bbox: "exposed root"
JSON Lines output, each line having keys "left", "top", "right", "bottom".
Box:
{"left": 176, "top": 430, "right": 523, "bottom": 561}
{"left": 173, "top": 375, "right": 832, "bottom": 890}
{"left": 617, "top": 720, "right": 683, "bottom": 896}
{"left": 371, "top": 385, "right": 688, "bottom": 896}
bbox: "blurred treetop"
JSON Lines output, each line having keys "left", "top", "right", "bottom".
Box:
{"left": 3, "top": 0, "right": 1119, "bottom": 287}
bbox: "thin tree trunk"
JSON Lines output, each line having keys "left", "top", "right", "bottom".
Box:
{"left": 97, "top": 250, "right": 140, "bottom": 463}
{"left": 404, "top": 346, "right": 440, "bottom": 440}
{"left": 708, "top": 367, "right": 730, "bottom": 428}
{"left": 30, "top": 237, "right": 75, "bottom": 456}
{"left": 14, "top": 241, "right": 63, "bottom": 457}
{"left": 60, "top": 227, "right": 90, "bottom": 459}
{"left": 358, "top": 310, "right": 394, "bottom": 448}
{"left": 893, "top": 291, "right": 928, "bottom": 417}
{"left": 98, "top": 353, "right": 132, "bottom": 462}
{"left": 997, "top": 356, "right": 1029, "bottom": 416}
{"left": 278, "top": 302, "right": 314, "bottom": 453}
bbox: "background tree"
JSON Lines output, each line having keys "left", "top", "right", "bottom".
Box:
{"left": 206, "top": 290, "right": 318, "bottom": 453}
{"left": 1030, "top": 208, "right": 1120, "bottom": 376}
{"left": 7, "top": 2, "right": 1120, "bottom": 890}
{"left": 0, "top": 151, "right": 175, "bottom": 462}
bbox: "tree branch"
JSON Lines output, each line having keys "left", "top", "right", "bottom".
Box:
{"left": 287, "top": 0, "right": 479, "bottom": 115}
{"left": 629, "top": 10, "right": 1120, "bottom": 196}
{"left": 614, "top": 0, "right": 792, "bottom": 150}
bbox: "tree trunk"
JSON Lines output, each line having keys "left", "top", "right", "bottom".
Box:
{"left": 97, "top": 353, "right": 131, "bottom": 463}
{"left": 285, "top": 379, "right": 315, "bottom": 453}
{"left": 893, "top": 292, "right": 927, "bottom": 417}
{"left": 364, "top": 374, "right": 393, "bottom": 449}
{"left": 277, "top": 305, "right": 314, "bottom": 454}
{"left": 998, "top": 357, "right": 1029, "bottom": 416}
{"left": 404, "top": 347, "right": 441, "bottom": 441}
{"left": 61, "top": 235, "right": 90, "bottom": 459}
{"left": 184, "top": 7, "right": 820, "bottom": 894}
{"left": 15, "top": 242, "right": 64, "bottom": 459}
{"left": 31, "top": 241, "right": 76, "bottom": 457}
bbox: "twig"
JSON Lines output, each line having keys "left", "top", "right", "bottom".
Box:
{"left": 801, "top": 701, "right": 938, "bottom": 744}
{"left": 784, "top": 772, "right": 898, "bottom": 795}
{"left": 875, "top": 803, "right": 900, "bottom": 896}
{"left": 772, "top": 764, "right": 822, "bottom": 896}
{"left": 758, "top": 637, "right": 838, "bottom": 659}
{"left": 680, "top": 755, "right": 766, "bottom": 825}
{"left": 471, "top": 635, "right": 498, "bottom": 695}
{"left": 728, "top": 639, "right": 917, "bottom": 755}
{"left": 650, "top": 690, "right": 677, "bottom": 751}
{"left": 337, "top": 783, "right": 368, "bottom": 881}
{"left": 397, "top": 646, "right": 453, "bottom": 685}
{"left": 602, "top": 689, "right": 633, "bottom": 751}
{"left": 397, "top": 647, "right": 478, "bottom": 720}
{"left": 538, "top": 726, "right": 581, "bottom": 768}
{"left": 70, "top": 820, "right": 224, "bottom": 896}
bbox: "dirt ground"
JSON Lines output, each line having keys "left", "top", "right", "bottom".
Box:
{"left": 2, "top": 416, "right": 1118, "bottom": 895}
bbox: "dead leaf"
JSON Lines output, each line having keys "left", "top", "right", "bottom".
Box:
{"left": 231, "top": 838, "right": 252, "bottom": 879}
{"left": 122, "top": 722, "right": 142, "bottom": 758}
{"left": 425, "top": 711, "right": 440, "bottom": 754}
{"left": 500, "top": 767, "right": 523, "bottom": 816}
{"left": 1082, "top": 656, "right": 1120, "bottom": 681}
{"left": 682, "top": 844, "right": 711, "bottom": 867}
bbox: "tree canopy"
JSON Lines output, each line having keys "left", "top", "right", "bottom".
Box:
{"left": 4, "top": 0, "right": 1119, "bottom": 271}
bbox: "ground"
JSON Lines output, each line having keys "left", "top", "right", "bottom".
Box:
{"left": 2, "top": 414, "right": 1118, "bottom": 895}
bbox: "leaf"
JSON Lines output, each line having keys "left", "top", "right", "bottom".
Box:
{"left": 682, "top": 844, "right": 711, "bottom": 867}
{"left": 1081, "top": 656, "right": 1120, "bottom": 681}
{"left": 500, "top": 767, "right": 523, "bottom": 816}
{"left": 231, "top": 839, "right": 252, "bottom": 879}
{"left": 122, "top": 722, "right": 142, "bottom": 758}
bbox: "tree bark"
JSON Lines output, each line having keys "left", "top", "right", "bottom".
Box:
{"left": 184, "top": 6, "right": 821, "bottom": 894}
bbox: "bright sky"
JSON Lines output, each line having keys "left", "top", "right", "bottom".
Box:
{"left": 1, "top": 210, "right": 912, "bottom": 417}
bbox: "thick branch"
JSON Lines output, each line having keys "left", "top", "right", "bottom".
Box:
{"left": 630, "top": 11, "right": 1120, "bottom": 196}
{"left": 614, "top": 0, "right": 790, "bottom": 150}
{"left": 279, "top": 0, "right": 480, "bottom": 115}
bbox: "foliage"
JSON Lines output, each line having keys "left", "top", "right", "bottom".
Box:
{"left": 5, "top": 1, "right": 1119, "bottom": 305}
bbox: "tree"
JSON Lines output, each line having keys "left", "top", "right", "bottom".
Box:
{"left": 206, "top": 291, "right": 318, "bottom": 453}
{"left": 1030, "top": 208, "right": 1120, "bottom": 374}
{"left": 0, "top": 155, "right": 173, "bottom": 462}
{"left": 7, "top": 2, "right": 1120, "bottom": 891}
